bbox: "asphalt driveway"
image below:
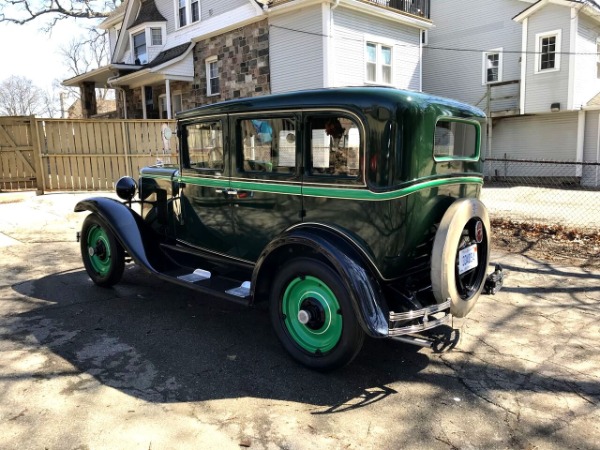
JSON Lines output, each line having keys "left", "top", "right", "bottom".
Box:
{"left": 0, "top": 192, "right": 598, "bottom": 449}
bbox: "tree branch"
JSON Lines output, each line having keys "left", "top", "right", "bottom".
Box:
{"left": 0, "top": 0, "right": 118, "bottom": 27}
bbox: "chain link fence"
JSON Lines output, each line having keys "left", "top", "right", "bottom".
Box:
{"left": 482, "top": 158, "right": 600, "bottom": 233}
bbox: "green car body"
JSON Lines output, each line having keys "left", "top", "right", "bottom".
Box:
{"left": 76, "top": 87, "right": 497, "bottom": 371}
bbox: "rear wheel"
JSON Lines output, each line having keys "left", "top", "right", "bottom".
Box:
{"left": 80, "top": 213, "right": 125, "bottom": 287}
{"left": 431, "top": 198, "right": 490, "bottom": 318}
{"left": 269, "top": 258, "right": 364, "bottom": 371}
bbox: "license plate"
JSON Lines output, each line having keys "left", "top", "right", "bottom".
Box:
{"left": 458, "top": 244, "right": 478, "bottom": 275}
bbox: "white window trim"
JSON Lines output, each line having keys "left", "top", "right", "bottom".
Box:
{"left": 206, "top": 56, "right": 219, "bottom": 97}
{"left": 150, "top": 27, "right": 163, "bottom": 46}
{"left": 534, "top": 29, "right": 562, "bottom": 74}
{"left": 172, "top": 91, "right": 183, "bottom": 115}
{"left": 174, "top": 0, "right": 201, "bottom": 30}
{"left": 364, "top": 40, "right": 394, "bottom": 86}
{"left": 482, "top": 48, "right": 503, "bottom": 85}
{"left": 129, "top": 23, "right": 166, "bottom": 64}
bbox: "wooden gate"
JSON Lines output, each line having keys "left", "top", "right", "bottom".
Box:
{"left": 0, "top": 117, "right": 39, "bottom": 191}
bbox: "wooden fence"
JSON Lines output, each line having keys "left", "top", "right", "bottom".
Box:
{"left": 0, "top": 116, "right": 178, "bottom": 193}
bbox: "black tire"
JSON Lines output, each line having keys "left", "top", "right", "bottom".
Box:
{"left": 80, "top": 213, "right": 125, "bottom": 287}
{"left": 269, "top": 258, "right": 365, "bottom": 371}
{"left": 431, "top": 198, "right": 491, "bottom": 318}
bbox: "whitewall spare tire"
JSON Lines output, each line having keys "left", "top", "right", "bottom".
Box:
{"left": 431, "top": 198, "right": 491, "bottom": 318}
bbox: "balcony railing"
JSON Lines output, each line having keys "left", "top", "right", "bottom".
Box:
{"left": 366, "top": 0, "right": 430, "bottom": 18}
{"left": 270, "top": 1, "right": 431, "bottom": 19}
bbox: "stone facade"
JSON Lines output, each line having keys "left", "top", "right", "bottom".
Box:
{"left": 192, "top": 19, "right": 271, "bottom": 106}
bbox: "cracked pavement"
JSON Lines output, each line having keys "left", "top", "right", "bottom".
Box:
{"left": 0, "top": 192, "right": 598, "bottom": 449}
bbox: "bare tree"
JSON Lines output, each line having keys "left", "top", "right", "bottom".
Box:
{"left": 60, "top": 29, "right": 109, "bottom": 78}
{"left": 0, "top": 0, "right": 119, "bottom": 29}
{"left": 0, "top": 75, "right": 46, "bottom": 116}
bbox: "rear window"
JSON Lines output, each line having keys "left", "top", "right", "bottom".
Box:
{"left": 433, "top": 119, "right": 479, "bottom": 159}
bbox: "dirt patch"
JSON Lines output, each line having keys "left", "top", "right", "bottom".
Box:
{"left": 492, "top": 219, "right": 600, "bottom": 269}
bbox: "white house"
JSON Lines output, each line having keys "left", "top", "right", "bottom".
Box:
{"left": 64, "top": 0, "right": 432, "bottom": 120}
{"left": 422, "top": 0, "right": 600, "bottom": 187}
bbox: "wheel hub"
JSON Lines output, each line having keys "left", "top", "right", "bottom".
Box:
{"left": 297, "top": 297, "right": 326, "bottom": 330}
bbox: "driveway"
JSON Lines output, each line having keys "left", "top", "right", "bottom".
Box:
{"left": 0, "top": 192, "right": 599, "bottom": 449}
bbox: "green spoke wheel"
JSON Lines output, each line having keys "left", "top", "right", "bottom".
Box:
{"left": 270, "top": 258, "right": 364, "bottom": 371}
{"left": 80, "top": 213, "right": 125, "bottom": 287}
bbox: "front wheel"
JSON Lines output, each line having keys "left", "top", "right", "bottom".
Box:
{"left": 269, "top": 258, "right": 365, "bottom": 371}
{"left": 80, "top": 213, "right": 125, "bottom": 287}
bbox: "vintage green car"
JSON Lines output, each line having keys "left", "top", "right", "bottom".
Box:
{"left": 75, "top": 87, "right": 501, "bottom": 370}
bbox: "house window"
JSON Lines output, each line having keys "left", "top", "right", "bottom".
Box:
{"left": 178, "top": 0, "right": 187, "bottom": 27}
{"left": 483, "top": 49, "right": 502, "bottom": 84}
{"left": 366, "top": 42, "right": 393, "bottom": 85}
{"left": 173, "top": 93, "right": 183, "bottom": 115}
{"left": 206, "top": 57, "right": 219, "bottom": 96}
{"left": 177, "top": 0, "right": 200, "bottom": 28}
{"left": 151, "top": 28, "right": 162, "bottom": 46}
{"left": 535, "top": 30, "right": 561, "bottom": 73}
{"left": 133, "top": 31, "right": 147, "bottom": 64}
{"left": 191, "top": 0, "right": 199, "bottom": 22}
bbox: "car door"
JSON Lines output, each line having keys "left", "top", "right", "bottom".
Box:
{"left": 177, "top": 116, "right": 237, "bottom": 255}
{"left": 229, "top": 113, "right": 303, "bottom": 262}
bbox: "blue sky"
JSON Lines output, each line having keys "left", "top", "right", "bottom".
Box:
{"left": 0, "top": 19, "right": 93, "bottom": 92}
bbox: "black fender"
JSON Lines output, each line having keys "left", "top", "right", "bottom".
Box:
{"left": 252, "top": 224, "right": 389, "bottom": 338}
{"left": 75, "top": 197, "right": 171, "bottom": 274}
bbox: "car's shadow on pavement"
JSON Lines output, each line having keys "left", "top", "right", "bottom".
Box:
{"left": 12, "top": 266, "right": 431, "bottom": 411}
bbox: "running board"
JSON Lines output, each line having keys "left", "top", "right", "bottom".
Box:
{"left": 156, "top": 268, "right": 253, "bottom": 306}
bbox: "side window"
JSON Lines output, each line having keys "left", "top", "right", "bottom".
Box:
{"left": 434, "top": 120, "right": 478, "bottom": 159}
{"left": 308, "top": 115, "right": 360, "bottom": 178}
{"left": 238, "top": 117, "right": 296, "bottom": 174}
{"left": 185, "top": 121, "right": 224, "bottom": 170}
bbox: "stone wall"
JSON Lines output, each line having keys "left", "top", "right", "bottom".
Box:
{"left": 192, "top": 19, "right": 271, "bottom": 106}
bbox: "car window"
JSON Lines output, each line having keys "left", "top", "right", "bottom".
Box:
{"left": 434, "top": 119, "right": 478, "bottom": 159}
{"left": 238, "top": 117, "right": 296, "bottom": 174}
{"left": 308, "top": 115, "right": 360, "bottom": 178}
{"left": 185, "top": 121, "right": 224, "bottom": 170}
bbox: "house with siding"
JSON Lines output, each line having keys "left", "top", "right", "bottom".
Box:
{"left": 64, "top": 0, "right": 431, "bottom": 120}
{"left": 422, "top": 0, "right": 600, "bottom": 187}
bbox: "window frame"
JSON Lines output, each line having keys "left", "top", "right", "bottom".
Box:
{"left": 432, "top": 118, "right": 481, "bottom": 162}
{"left": 206, "top": 56, "right": 220, "bottom": 97}
{"left": 303, "top": 111, "right": 365, "bottom": 184}
{"left": 233, "top": 114, "right": 299, "bottom": 179}
{"left": 175, "top": 0, "right": 201, "bottom": 29}
{"left": 181, "top": 118, "right": 226, "bottom": 173}
{"left": 482, "top": 48, "right": 503, "bottom": 85}
{"left": 535, "top": 29, "right": 562, "bottom": 74}
{"left": 365, "top": 40, "right": 394, "bottom": 86}
{"left": 151, "top": 27, "right": 162, "bottom": 46}
{"left": 132, "top": 30, "right": 147, "bottom": 64}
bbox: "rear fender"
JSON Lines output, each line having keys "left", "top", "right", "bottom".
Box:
{"left": 75, "top": 197, "right": 168, "bottom": 273}
{"left": 253, "top": 225, "right": 389, "bottom": 338}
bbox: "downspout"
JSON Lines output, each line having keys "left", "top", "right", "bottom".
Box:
{"left": 108, "top": 75, "right": 128, "bottom": 119}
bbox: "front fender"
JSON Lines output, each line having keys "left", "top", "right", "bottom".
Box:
{"left": 75, "top": 197, "right": 169, "bottom": 273}
{"left": 253, "top": 225, "right": 389, "bottom": 338}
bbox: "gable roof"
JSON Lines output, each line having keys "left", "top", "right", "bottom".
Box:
{"left": 128, "top": 0, "right": 166, "bottom": 29}
{"left": 514, "top": 0, "right": 600, "bottom": 23}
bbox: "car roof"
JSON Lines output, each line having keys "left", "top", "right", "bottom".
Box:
{"left": 176, "top": 86, "right": 486, "bottom": 121}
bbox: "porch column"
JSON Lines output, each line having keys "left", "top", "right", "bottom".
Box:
{"left": 141, "top": 85, "right": 147, "bottom": 119}
{"left": 80, "top": 82, "right": 97, "bottom": 118}
{"left": 165, "top": 79, "right": 172, "bottom": 120}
